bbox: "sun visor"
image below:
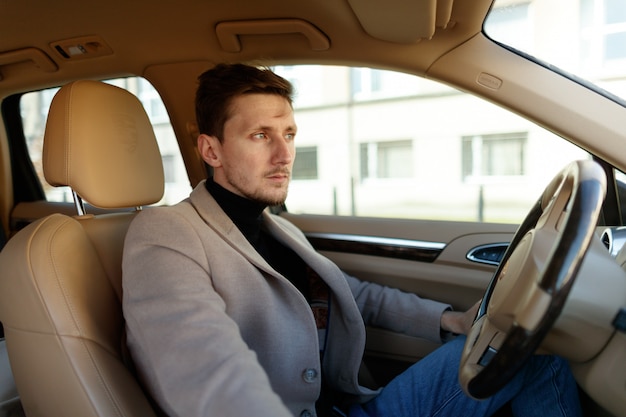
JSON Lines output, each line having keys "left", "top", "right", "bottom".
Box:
{"left": 347, "top": 0, "right": 454, "bottom": 43}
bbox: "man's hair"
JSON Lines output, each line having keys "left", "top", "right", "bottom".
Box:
{"left": 195, "top": 63, "right": 294, "bottom": 141}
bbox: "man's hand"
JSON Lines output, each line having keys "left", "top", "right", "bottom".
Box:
{"left": 440, "top": 300, "right": 481, "bottom": 336}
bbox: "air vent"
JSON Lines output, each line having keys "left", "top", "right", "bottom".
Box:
{"left": 601, "top": 230, "right": 611, "bottom": 250}
{"left": 466, "top": 243, "right": 508, "bottom": 266}
{"left": 600, "top": 227, "right": 626, "bottom": 257}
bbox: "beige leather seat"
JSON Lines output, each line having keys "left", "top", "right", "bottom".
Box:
{"left": 0, "top": 80, "right": 164, "bottom": 417}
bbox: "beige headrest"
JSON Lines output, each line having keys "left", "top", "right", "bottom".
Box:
{"left": 43, "top": 80, "right": 164, "bottom": 209}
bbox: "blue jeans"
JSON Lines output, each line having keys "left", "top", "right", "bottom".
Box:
{"left": 348, "top": 336, "right": 582, "bottom": 417}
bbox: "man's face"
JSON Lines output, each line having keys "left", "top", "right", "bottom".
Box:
{"left": 199, "top": 93, "right": 297, "bottom": 206}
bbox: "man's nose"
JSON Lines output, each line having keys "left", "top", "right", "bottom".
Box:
{"left": 272, "top": 136, "right": 294, "bottom": 164}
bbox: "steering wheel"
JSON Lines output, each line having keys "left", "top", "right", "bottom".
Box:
{"left": 459, "top": 159, "right": 606, "bottom": 399}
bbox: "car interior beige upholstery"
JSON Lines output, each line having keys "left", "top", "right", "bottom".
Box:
{"left": 0, "top": 80, "right": 163, "bottom": 417}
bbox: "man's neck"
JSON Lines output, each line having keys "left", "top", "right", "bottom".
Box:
{"left": 205, "top": 177, "right": 266, "bottom": 239}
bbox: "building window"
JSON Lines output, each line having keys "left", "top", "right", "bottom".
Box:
{"left": 360, "top": 140, "right": 413, "bottom": 179}
{"left": 351, "top": 68, "right": 424, "bottom": 100}
{"left": 162, "top": 154, "right": 177, "bottom": 183}
{"left": 293, "top": 146, "right": 318, "bottom": 179}
{"left": 351, "top": 68, "right": 382, "bottom": 97}
{"left": 581, "top": 0, "right": 626, "bottom": 69}
{"left": 137, "top": 78, "right": 169, "bottom": 124}
{"left": 462, "top": 133, "right": 527, "bottom": 181}
{"left": 603, "top": 0, "right": 626, "bottom": 60}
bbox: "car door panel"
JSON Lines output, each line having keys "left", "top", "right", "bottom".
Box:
{"left": 282, "top": 212, "right": 515, "bottom": 306}
{"left": 281, "top": 212, "right": 517, "bottom": 383}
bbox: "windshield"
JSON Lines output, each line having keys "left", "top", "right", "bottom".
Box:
{"left": 485, "top": 0, "right": 626, "bottom": 102}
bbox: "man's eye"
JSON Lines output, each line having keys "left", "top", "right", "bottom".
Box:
{"left": 253, "top": 133, "right": 267, "bottom": 140}
{"left": 285, "top": 133, "right": 295, "bottom": 141}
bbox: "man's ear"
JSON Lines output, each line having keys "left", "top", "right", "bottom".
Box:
{"left": 197, "top": 134, "right": 222, "bottom": 168}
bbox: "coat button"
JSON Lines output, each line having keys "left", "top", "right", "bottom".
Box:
{"left": 302, "top": 368, "right": 318, "bottom": 383}
{"left": 300, "top": 410, "right": 313, "bottom": 417}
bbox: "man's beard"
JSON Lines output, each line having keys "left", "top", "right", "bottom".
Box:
{"left": 244, "top": 186, "right": 289, "bottom": 207}
{"left": 225, "top": 168, "right": 290, "bottom": 207}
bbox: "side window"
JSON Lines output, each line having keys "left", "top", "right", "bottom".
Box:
{"left": 276, "top": 65, "right": 589, "bottom": 224}
{"left": 20, "top": 77, "right": 191, "bottom": 206}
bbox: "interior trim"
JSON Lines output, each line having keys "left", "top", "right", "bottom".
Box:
{"left": 305, "top": 232, "right": 445, "bottom": 262}
{"left": 216, "top": 19, "right": 330, "bottom": 52}
{"left": 0, "top": 48, "right": 58, "bottom": 78}
{"left": 346, "top": 0, "right": 454, "bottom": 43}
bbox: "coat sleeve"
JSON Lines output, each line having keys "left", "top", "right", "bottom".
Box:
{"left": 122, "top": 207, "right": 292, "bottom": 417}
{"left": 344, "top": 272, "right": 451, "bottom": 344}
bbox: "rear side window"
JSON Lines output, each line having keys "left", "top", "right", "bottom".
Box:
{"left": 20, "top": 77, "right": 191, "bottom": 206}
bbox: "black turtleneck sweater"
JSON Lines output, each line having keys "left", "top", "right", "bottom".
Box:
{"left": 205, "top": 178, "right": 311, "bottom": 301}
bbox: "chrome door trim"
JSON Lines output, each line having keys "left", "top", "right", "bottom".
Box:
{"left": 305, "top": 232, "right": 446, "bottom": 262}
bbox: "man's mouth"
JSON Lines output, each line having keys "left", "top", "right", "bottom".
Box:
{"left": 266, "top": 170, "right": 291, "bottom": 180}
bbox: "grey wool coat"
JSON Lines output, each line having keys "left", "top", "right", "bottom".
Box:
{"left": 122, "top": 181, "right": 451, "bottom": 417}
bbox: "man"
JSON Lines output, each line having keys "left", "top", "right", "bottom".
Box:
{"left": 122, "top": 63, "right": 582, "bottom": 417}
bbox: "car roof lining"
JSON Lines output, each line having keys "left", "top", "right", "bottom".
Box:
{"left": 0, "top": 0, "right": 486, "bottom": 94}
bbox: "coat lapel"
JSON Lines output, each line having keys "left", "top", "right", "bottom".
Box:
{"left": 188, "top": 182, "right": 276, "bottom": 275}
